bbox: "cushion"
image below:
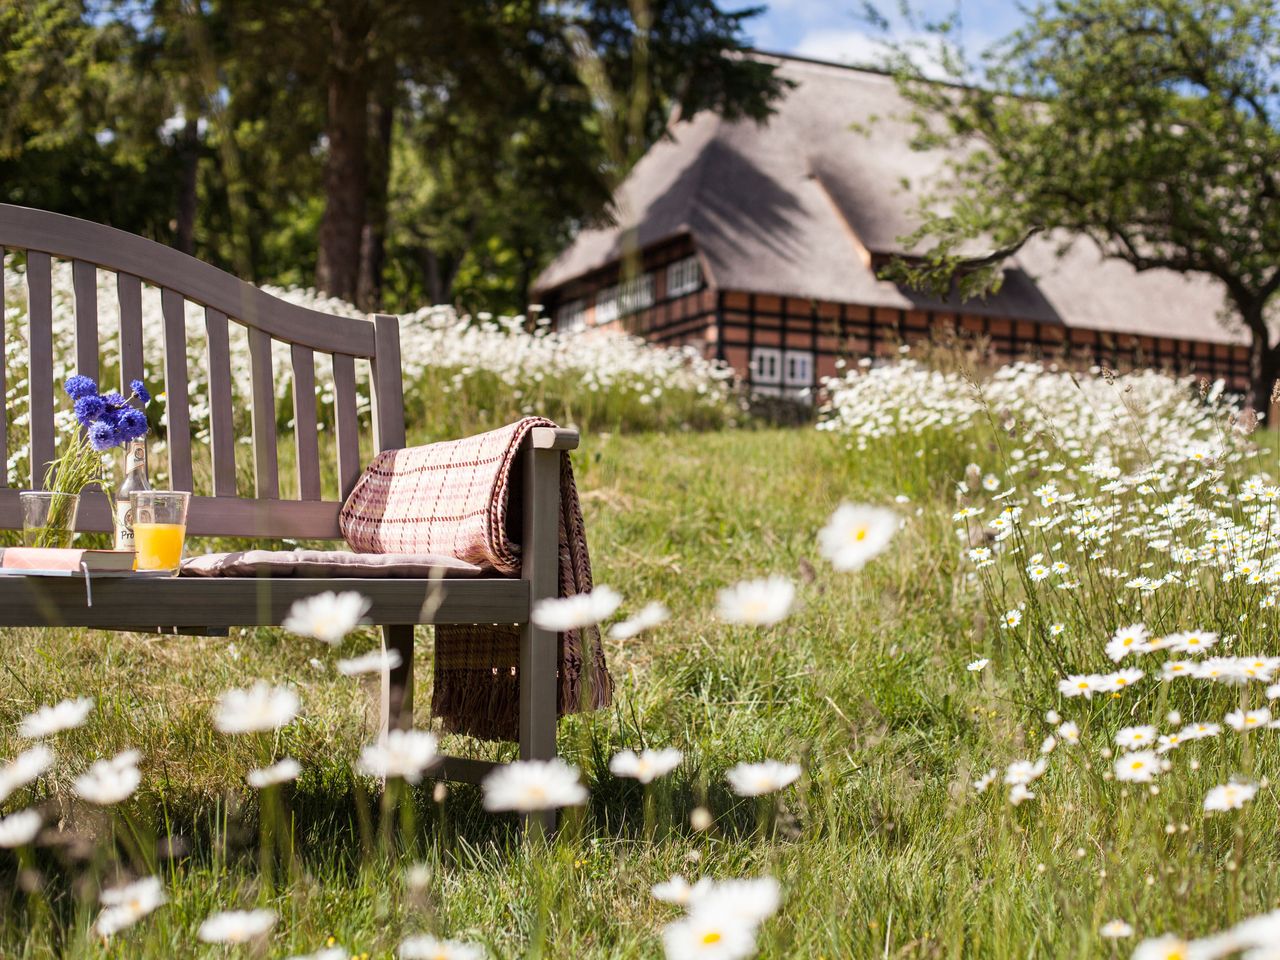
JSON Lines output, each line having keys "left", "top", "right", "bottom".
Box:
{"left": 179, "top": 549, "right": 486, "bottom": 578}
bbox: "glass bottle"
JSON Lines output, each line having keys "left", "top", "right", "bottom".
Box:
{"left": 114, "top": 439, "right": 150, "bottom": 551}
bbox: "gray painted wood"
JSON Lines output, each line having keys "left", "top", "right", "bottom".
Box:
{"left": 371, "top": 314, "right": 406, "bottom": 452}
{"left": 0, "top": 487, "right": 342, "bottom": 538}
{"left": 116, "top": 273, "right": 145, "bottom": 393}
{"left": 247, "top": 327, "right": 279, "bottom": 499}
{"left": 331, "top": 353, "right": 361, "bottom": 500}
{"left": 25, "top": 251, "right": 55, "bottom": 489}
{"left": 0, "top": 204, "right": 377, "bottom": 355}
{"left": 204, "top": 308, "right": 237, "bottom": 497}
{"left": 290, "top": 344, "right": 321, "bottom": 501}
{"left": 380, "top": 624, "right": 415, "bottom": 735}
{"left": 160, "top": 288, "right": 194, "bottom": 492}
{"left": 434, "top": 755, "right": 500, "bottom": 785}
{"left": 531, "top": 427, "right": 580, "bottom": 450}
{"left": 0, "top": 576, "right": 529, "bottom": 629}
{"left": 520, "top": 444, "right": 562, "bottom": 829}
{"left": 0, "top": 253, "right": 6, "bottom": 487}
{"left": 72, "top": 260, "right": 99, "bottom": 386}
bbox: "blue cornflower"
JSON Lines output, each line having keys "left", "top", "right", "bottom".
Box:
{"left": 101, "top": 391, "right": 127, "bottom": 410}
{"left": 129, "top": 379, "right": 151, "bottom": 405}
{"left": 64, "top": 375, "right": 98, "bottom": 400}
{"left": 117, "top": 409, "right": 148, "bottom": 442}
{"left": 73, "top": 395, "right": 107, "bottom": 426}
{"left": 87, "top": 420, "right": 118, "bottom": 452}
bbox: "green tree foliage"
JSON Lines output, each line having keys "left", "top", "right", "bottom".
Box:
{"left": 0, "top": 0, "right": 782, "bottom": 314}
{"left": 874, "top": 0, "right": 1280, "bottom": 411}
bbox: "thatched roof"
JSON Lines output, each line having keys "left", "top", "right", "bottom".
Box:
{"left": 534, "top": 53, "right": 1242, "bottom": 346}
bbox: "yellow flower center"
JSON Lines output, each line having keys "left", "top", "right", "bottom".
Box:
{"left": 702, "top": 932, "right": 723, "bottom": 946}
{"left": 851, "top": 526, "right": 868, "bottom": 542}
{"left": 1131, "top": 761, "right": 1144, "bottom": 770}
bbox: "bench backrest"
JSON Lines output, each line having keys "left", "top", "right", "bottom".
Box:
{"left": 0, "top": 204, "right": 405, "bottom": 539}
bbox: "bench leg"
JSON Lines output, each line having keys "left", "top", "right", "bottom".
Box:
{"left": 380, "top": 624, "right": 415, "bottom": 735}
{"left": 520, "top": 443, "right": 562, "bottom": 834}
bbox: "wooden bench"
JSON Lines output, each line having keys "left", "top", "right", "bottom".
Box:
{"left": 0, "top": 203, "right": 570, "bottom": 787}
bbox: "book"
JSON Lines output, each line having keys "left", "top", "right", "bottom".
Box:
{"left": 0, "top": 547, "right": 137, "bottom": 574}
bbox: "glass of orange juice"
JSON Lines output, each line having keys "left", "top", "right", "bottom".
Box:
{"left": 130, "top": 491, "right": 190, "bottom": 574}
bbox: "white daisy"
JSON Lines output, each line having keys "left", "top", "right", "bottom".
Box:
{"left": 716, "top": 577, "right": 795, "bottom": 627}
{"left": 725, "top": 760, "right": 801, "bottom": 797}
{"left": 336, "top": 649, "right": 403, "bottom": 677}
{"left": 1113, "top": 750, "right": 1161, "bottom": 783}
{"left": 95, "top": 876, "right": 167, "bottom": 937}
{"left": 356, "top": 730, "right": 440, "bottom": 783}
{"left": 661, "top": 911, "right": 757, "bottom": 960}
{"left": 818, "top": 503, "right": 898, "bottom": 571}
{"left": 531, "top": 586, "right": 623, "bottom": 632}
{"left": 608, "top": 601, "right": 671, "bottom": 640}
{"left": 1100, "top": 919, "right": 1134, "bottom": 939}
{"left": 282, "top": 591, "right": 371, "bottom": 644}
{"left": 688, "top": 877, "right": 781, "bottom": 926}
{"left": 967, "top": 658, "right": 989, "bottom": 672}
{"left": 1115, "top": 726, "right": 1158, "bottom": 751}
{"left": 652, "top": 875, "right": 714, "bottom": 906}
{"left": 0, "top": 809, "right": 41, "bottom": 848}
{"left": 609, "top": 748, "right": 684, "bottom": 784}
{"left": 212, "top": 683, "right": 299, "bottom": 734}
{"left": 1226, "top": 708, "right": 1271, "bottom": 732}
{"left": 74, "top": 750, "right": 142, "bottom": 805}
{"left": 18, "top": 697, "right": 94, "bottom": 739}
{"left": 1204, "top": 782, "right": 1257, "bottom": 812}
{"left": 246, "top": 758, "right": 302, "bottom": 788}
{"left": 197, "top": 908, "right": 276, "bottom": 944}
{"left": 398, "top": 934, "right": 487, "bottom": 959}
{"left": 482, "top": 758, "right": 588, "bottom": 812}
{"left": 0, "top": 744, "right": 55, "bottom": 803}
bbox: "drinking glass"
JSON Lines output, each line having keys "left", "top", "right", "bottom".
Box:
{"left": 130, "top": 491, "right": 190, "bottom": 573}
{"left": 20, "top": 491, "right": 81, "bottom": 548}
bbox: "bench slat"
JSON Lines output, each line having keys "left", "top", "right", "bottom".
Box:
{"left": 204, "top": 308, "right": 237, "bottom": 497}
{"left": 161, "top": 288, "right": 194, "bottom": 492}
{"left": 331, "top": 353, "right": 361, "bottom": 500}
{"left": 0, "top": 253, "right": 6, "bottom": 487}
{"left": 371, "top": 314, "right": 406, "bottom": 452}
{"left": 291, "top": 344, "right": 320, "bottom": 500}
{"left": 25, "top": 251, "right": 55, "bottom": 489}
{"left": 0, "top": 486, "right": 341, "bottom": 538}
{"left": 0, "top": 575, "right": 530, "bottom": 629}
{"left": 247, "top": 327, "right": 279, "bottom": 499}
{"left": 116, "top": 272, "right": 145, "bottom": 393}
{"left": 73, "top": 259, "right": 99, "bottom": 386}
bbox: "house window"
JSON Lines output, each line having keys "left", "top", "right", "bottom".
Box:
{"left": 665, "top": 256, "right": 702, "bottom": 298}
{"left": 751, "top": 347, "right": 782, "bottom": 385}
{"left": 783, "top": 350, "right": 813, "bottom": 387}
{"left": 557, "top": 298, "right": 587, "bottom": 333}
{"left": 617, "top": 274, "right": 654, "bottom": 315}
{"left": 594, "top": 285, "right": 619, "bottom": 325}
{"left": 596, "top": 274, "right": 653, "bottom": 323}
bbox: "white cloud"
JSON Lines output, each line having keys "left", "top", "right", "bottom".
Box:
{"left": 792, "top": 28, "right": 892, "bottom": 69}
{"left": 792, "top": 27, "right": 953, "bottom": 80}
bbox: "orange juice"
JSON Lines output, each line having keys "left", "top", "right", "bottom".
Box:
{"left": 133, "top": 522, "right": 186, "bottom": 571}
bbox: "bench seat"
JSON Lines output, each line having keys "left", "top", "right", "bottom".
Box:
{"left": 180, "top": 548, "right": 488, "bottom": 578}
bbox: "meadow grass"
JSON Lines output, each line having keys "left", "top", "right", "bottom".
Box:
{"left": 1, "top": 416, "right": 1278, "bottom": 958}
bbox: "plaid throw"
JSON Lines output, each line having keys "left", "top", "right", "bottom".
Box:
{"left": 339, "top": 417, "right": 612, "bottom": 741}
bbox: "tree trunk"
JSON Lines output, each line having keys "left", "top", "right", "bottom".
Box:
{"left": 316, "top": 21, "right": 370, "bottom": 303}
{"left": 1244, "top": 301, "right": 1278, "bottom": 415}
{"left": 174, "top": 117, "right": 200, "bottom": 256}
{"left": 357, "top": 59, "right": 395, "bottom": 312}
{"left": 1248, "top": 336, "right": 1279, "bottom": 416}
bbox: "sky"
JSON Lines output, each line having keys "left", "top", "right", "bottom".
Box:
{"left": 744, "top": 0, "right": 1028, "bottom": 67}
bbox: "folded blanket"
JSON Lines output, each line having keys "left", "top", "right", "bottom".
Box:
{"left": 340, "top": 416, "right": 612, "bottom": 741}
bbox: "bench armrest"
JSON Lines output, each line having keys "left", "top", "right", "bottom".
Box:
{"left": 530, "top": 427, "right": 580, "bottom": 451}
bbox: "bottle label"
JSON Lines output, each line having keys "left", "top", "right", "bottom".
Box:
{"left": 114, "top": 501, "right": 136, "bottom": 551}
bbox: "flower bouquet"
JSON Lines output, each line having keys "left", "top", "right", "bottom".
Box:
{"left": 23, "top": 376, "right": 150, "bottom": 548}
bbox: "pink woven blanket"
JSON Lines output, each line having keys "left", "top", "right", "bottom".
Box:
{"left": 340, "top": 417, "right": 612, "bottom": 741}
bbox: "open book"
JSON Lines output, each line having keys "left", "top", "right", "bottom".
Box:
{"left": 0, "top": 548, "right": 136, "bottom": 574}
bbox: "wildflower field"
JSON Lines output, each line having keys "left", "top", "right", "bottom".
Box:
{"left": 4, "top": 278, "right": 1280, "bottom": 958}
